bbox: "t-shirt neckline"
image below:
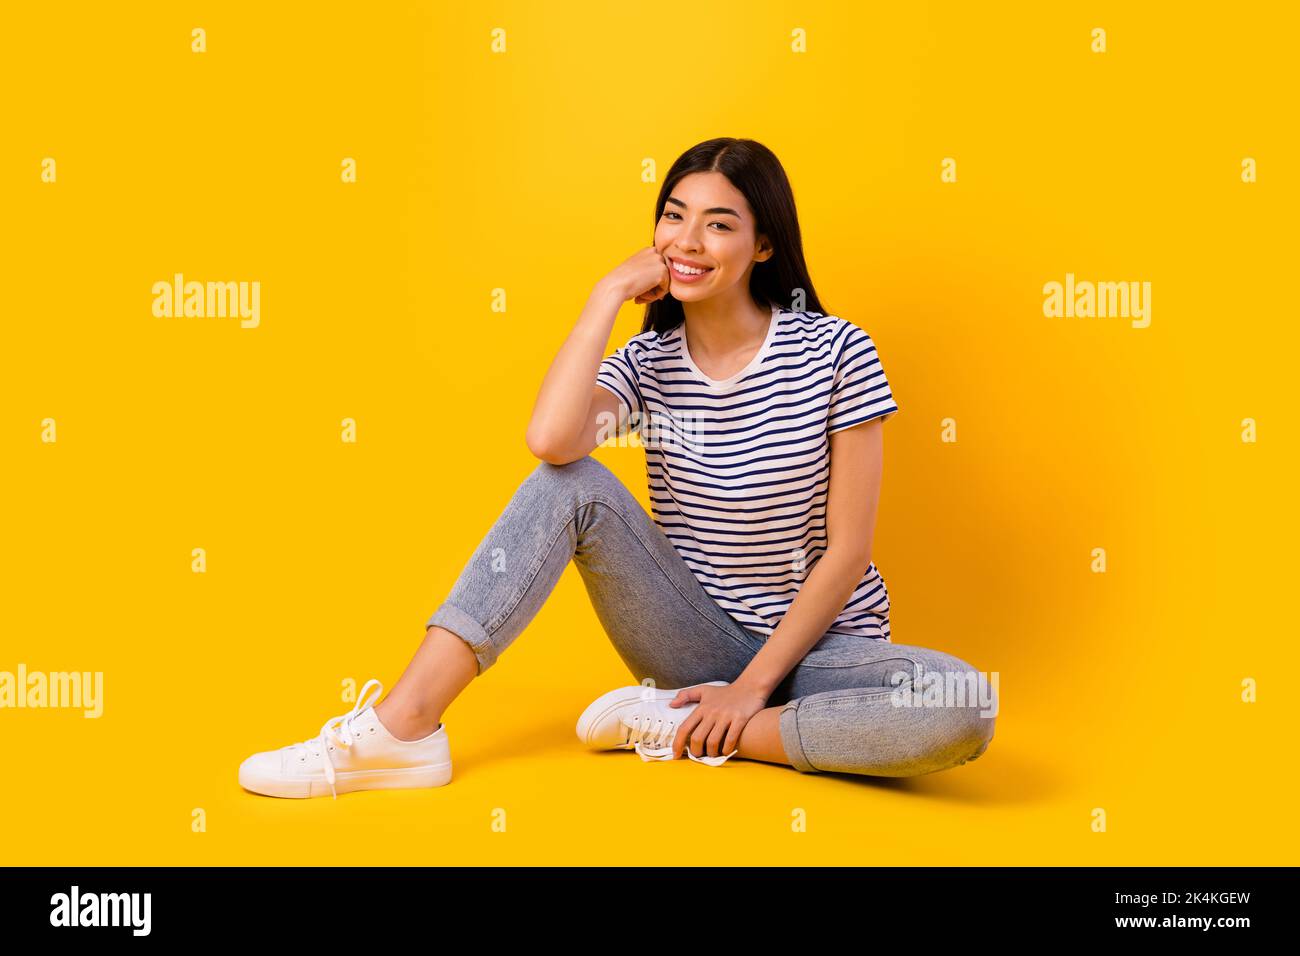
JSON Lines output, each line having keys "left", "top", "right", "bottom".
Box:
{"left": 679, "top": 302, "right": 782, "bottom": 391}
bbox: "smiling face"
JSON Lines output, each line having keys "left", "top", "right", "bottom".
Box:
{"left": 654, "top": 171, "right": 772, "bottom": 303}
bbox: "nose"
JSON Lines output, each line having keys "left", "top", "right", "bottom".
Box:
{"left": 673, "top": 229, "right": 704, "bottom": 253}
{"left": 665, "top": 216, "right": 706, "bottom": 252}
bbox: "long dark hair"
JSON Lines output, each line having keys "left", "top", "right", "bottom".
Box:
{"left": 641, "top": 138, "right": 829, "bottom": 337}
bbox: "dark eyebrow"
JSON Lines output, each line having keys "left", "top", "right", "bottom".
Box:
{"left": 664, "top": 196, "right": 741, "bottom": 218}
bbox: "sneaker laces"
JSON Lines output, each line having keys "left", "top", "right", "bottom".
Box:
{"left": 286, "top": 679, "right": 384, "bottom": 799}
{"left": 621, "top": 711, "right": 738, "bottom": 766}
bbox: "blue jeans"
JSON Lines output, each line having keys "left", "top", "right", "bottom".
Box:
{"left": 427, "top": 455, "right": 996, "bottom": 776}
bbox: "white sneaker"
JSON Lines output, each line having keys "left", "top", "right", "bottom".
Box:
{"left": 238, "top": 679, "right": 452, "bottom": 799}
{"left": 575, "top": 680, "right": 738, "bottom": 766}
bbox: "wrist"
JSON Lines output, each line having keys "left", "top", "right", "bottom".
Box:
{"left": 732, "top": 671, "right": 779, "bottom": 700}
{"left": 591, "top": 278, "right": 628, "bottom": 306}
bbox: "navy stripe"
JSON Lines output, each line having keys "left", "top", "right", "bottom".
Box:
{"left": 595, "top": 308, "right": 900, "bottom": 640}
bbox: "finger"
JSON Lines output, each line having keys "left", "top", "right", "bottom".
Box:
{"left": 674, "top": 710, "right": 702, "bottom": 759}
{"left": 636, "top": 273, "right": 670, "bottom": 306}
{"left": 706, "top": 719, "right": 729, "bottom": 758}
{"left": 689, "top": 719, "right": 714, "bottom": 758}
{"left": 722, "top": 722, "right": 742, "bottom": 757}
{"left": 670, "top": 687, "right": 700, "bottom": 708}
{"left": 685, "top": 712, "right": 715, "bottom": 758}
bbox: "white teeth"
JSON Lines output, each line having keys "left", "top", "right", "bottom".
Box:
{"left": 672, "top": 261, "right": 710, "bottom": 275}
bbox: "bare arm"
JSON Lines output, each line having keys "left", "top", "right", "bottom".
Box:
{"left": 525, "top": 247, "right": 670, "bottom": 464}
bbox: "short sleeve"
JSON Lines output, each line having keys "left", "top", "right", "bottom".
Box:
{"left": 826, "top": 322, "right": 899, "bottom": 434}
{"left": 595, "top": 342, "right": 645, "bottom": 436}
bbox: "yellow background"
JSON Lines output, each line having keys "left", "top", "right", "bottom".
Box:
{"left": 2, "top": 1, "right": 1295, "bottom": 865}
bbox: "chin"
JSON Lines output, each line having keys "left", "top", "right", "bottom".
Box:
{"left": 671, "top": 282, "right": 723, "bottom": 302}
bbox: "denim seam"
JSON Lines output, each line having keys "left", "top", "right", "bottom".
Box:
{"left": 796, "top": 651, "right": 911, "bottom": 670}
{"left": 799, "top": 690, "right": 901, "bottom": 708}
{"left": 781, "top": 700, "right": 818, "bottom": 773}
{"left": 482, "top": 506, "right": 575, "bottom": 638}
{"left": 458, "top": 478, "right": 762, "bottom": 666}
{"left": 443, "top": 606, "right": 493, "bottom": 654}
{"left": 427, "top": 602, "right": 496, "bottom": 673}
{"left": 577, "top": 493, "right": 763, "bottom": 658}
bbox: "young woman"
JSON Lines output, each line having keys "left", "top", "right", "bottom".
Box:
{"left": 238, "top": 137, "right": 997, "bottom": 799}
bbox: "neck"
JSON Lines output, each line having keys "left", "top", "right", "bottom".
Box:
{"left": 681, "top": 295, "right": 772, "bottom": 363}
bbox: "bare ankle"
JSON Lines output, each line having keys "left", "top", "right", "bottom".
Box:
{"left": 374, "top": 698, "right": 441, "bottom": 742}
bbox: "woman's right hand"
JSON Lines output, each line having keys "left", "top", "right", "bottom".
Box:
{"left": 598, "top": 246, "right": 672, "bottom": 305}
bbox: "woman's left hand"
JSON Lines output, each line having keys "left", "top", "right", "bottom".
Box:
{"left": 668, "top": 681, "right": 770, "bottom": 760}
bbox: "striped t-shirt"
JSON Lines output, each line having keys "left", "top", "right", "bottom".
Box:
{"left": 595, "top": 302, "right": 899, "bottom": 642}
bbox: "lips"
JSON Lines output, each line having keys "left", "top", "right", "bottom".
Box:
{"left": 669, "top": 257, "right": 714, "bottom": 277}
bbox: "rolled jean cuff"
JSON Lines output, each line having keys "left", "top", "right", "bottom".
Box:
{"left": 426, "top": 602, "right": 497, "bottom": 675}
{"left": 778, "top": 699, "right": 819, "bottom": 773}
